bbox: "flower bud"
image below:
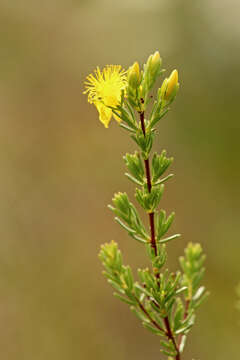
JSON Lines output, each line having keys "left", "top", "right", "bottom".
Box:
{"left": 152, "top": 51, "right": 161, "bottom": 69}
{"left": 127, "top": 61, "right": 141, "bottom": 88}
{"left": 142, "top": 51, "right": 162, "bottom": 94}
{"left": 165, "top": 69, "right": 179, "bottom": 100}
{"left": 159, "top": 78, "right": 168, "bottom": 101}
{"left": 146, "top": 51, "right": 162, "bottom": 76}
{"left": 132, "top": 61, "right": 140, "bottom": 78}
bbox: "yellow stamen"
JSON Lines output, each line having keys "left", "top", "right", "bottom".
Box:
{"left": 84, "top": 65, "right": 127, "bottom": 128}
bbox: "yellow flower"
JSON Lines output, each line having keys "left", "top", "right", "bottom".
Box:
{"left": 84, "top": 65, "right": 127, "bottom": 128}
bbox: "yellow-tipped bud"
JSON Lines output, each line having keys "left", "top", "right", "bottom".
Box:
{"left": 165, "top": 69, "right": 179, "bottom": 99}
{"left": 143, "top": 51, "right": 162, "bottom": 94}
{"left": 146, "top": 51, "right": 162, "bottom": 73}
{"left": 132, "top": 61, "right": 140, "bottom": 78}
{"left": 128, "top": 61, "right": 141, "bottom": 88}
{"left": 152, "top": 51, "right": 161, "bottom": 67}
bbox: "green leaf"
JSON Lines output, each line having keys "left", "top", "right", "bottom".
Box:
{"left": 130, "top": 233, "right": 147, "bottom": 244}
{"left": 110, "top": 193, "right": 148, "bottom": 240}
{"left": 143, "top": 322, "right": 163, "bottom": 335}
{"left": 113, "top": 292, "right": 136, "bottom": 306}
{"left": 125, "top": 101, "right": 136, "bottom": 121}
{"left": 173, "top": 299, "right": 184, "bottom": 331}
{"left": 193, "top": 290, "right": 210, "bottom": 309}
{"left": 130, "top": 306, "right": 148, "bottom": 322}
{"left": 158, "top": 234, "right": 181, "bottom": 244}
{"left": 149, "top": 107, "right": 169, "bottom": 129}
{"left": 107, "top": 280, "right": 125, "bottom": 294}
{"left": 192, "top": 286, "right": 205, "bottom": 301}
{"left": 124, "top": 152, "right": 145, "bottom": 183}
{"left": 160, "top": 340, "right": 175, "bottom": 351}
{"left": 135, "top": 184, "right": 164, "bottom": 212}
{"left": 134, "top": 283, "right": 153, "bottom": 298}
{"left": 152, "top": 150, "right": 173, "bottom": 183}
{"left": 179, "top": 335, "right": 187, "bottom": 353}
{"left": 114, "top": 217, "right": 135, "bottom": 233}
{"left": 119, "top": 122, "right": 136, "bottom": 133}
{"left": 175, "top": 286, "right": 188, "bottom": 295}
{"left": 156, "top": 211, "right": 176, "bottom": 240}
{"left": 160, "top": 348, "right": 177, "bottom": 357}
{"left": 112, "top": 106, "right": 137, "bottom": 130}
{"left": 124, "top": 265, "right": 134, "bottom": 290}
{"left": 154, "top": 173, "right": 174, "bottom": 185}
{"left": 125, "top": 172, "right": 143, "bottom": 186}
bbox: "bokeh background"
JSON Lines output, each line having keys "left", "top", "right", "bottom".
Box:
{"left": 0, "top": 0, "right": 240, "bottom": 359}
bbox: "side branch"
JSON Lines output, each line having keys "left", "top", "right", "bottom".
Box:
{"left": 137, "top": 299, "right": 165, "bottom": 334}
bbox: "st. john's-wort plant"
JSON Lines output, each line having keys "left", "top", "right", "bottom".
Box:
{"left": 84, "top": 51, "right": 209, "bottom": 360}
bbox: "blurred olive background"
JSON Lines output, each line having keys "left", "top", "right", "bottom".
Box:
{"left": 0, "top": 0, "right": 239, "bottom": 359}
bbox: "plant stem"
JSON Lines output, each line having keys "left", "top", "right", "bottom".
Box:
{"left": 137, "top": 299, "right": 165, "bottom": 334}
{"left": 139, "top": 110, "right": 180, "bottom": 360}
{"left": 139, "top": 111, "right": 157, "bottom": 256}
{"left": 164, "top": 317, "right": 181, "bottom": 360}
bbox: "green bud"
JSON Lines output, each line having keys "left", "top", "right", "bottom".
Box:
{"left": 126, "top": 61, "right": 142, "bottom": 110}
{"left": 142, "top": 51, "right": 162, "bottom": 97}
{"left": 145, "top": 51, "right": 162, "bottom": 78}
{"left": 159, "top": 78, "right": 168, "bottom": 100}
{"left": 127, "top": 61, "right": 141, "bottom": 89}
{"left": 151, "top": 51, "right": 162, "bottom": 74}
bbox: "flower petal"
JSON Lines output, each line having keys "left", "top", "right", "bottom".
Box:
{"left": 95, "top": 102, "right": 112, "bottom": 128}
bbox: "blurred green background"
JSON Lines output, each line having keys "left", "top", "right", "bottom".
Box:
{"left": 0, "top": 0, "right": 239, "bottom": 359}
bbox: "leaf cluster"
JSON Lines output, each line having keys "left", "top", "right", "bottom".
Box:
{"left": 99, "top": 241, "right": 208, "bottom": 358}
{"left": 109, "top": 192, "right": 148, "bottom": 243}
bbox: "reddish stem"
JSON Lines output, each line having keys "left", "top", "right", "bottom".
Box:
{"left": 139, "top": 110, "right": 180, "bottom": 360}
{"left": 139, "top": 111, "right": 157, "bottom": 256}
{"left": 164, "top": 317, "right": 181, "bottom": 360}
